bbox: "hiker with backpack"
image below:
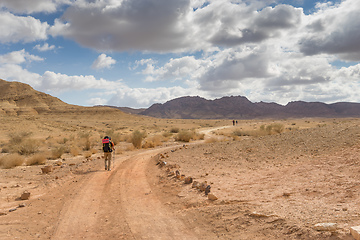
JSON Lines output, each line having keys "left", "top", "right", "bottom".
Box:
{"left": 102, "top": 136, "right": 114, "bottom": 171}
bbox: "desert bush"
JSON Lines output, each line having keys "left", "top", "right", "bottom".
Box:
{"left": 6, "top": 131, "right": 40, "bottom": 155}
{"left": 15, "top": 139, "right": 40, "bottom": 155}
{"left": 142, "top": 135, "right": 163, "bottom": 149}
{"left": 205, "top": 137, "right": 219, "bottom": 143}
{"left": 70, "top": 146, "right": 81, "bottom": 156}
{"left": 175, "top": 130, "right": 196, "bottom": 142}
{"left": 8, "top": 131, "right": 32, "bottom": 145}
{"left": 78, "top": 131, "right": 92, "bottom": 151}
{"left": 170, "top": 127, "right": 180, "bottom": 133}
{"left": 162, "top": 132, "right": 173, "bottom": 138}
{"left": 271, "top": 123, "right": 284, "bottom": 133}
{"left": 0, "top": 154, "right": 25, "bottom": 169}
{"left": 50, "top": 146, "right": 66, "bottom": 159}
{"left": 131, "top": 130, "right": 147, "bottom": 149}
{"left": 234, "top": 123, "right": 284, "bottom": 137}
{"left": 26, "top": 153, "right": 47, "bottom": 166}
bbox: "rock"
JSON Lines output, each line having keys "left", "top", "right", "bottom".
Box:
{"left": 180, "top": 174, "right": 185, "bottom": 180}
{"left": 175, "top": 170, "right": 181, "bottom": 179}
{"left": 350, "top": 226, "right": 360, "bottom": 240}
{"left": 0, "top": 212, "right": 7, "bottom": 216}
{"left": 205, "top": 185, "right": 211, "bottom": 195}
{"left": 192, "top": 181, "right": 200, "bottom": 188}
{"left": 199, "top": 182, "right": 208, "bottom": 192}
{"left": 18, "top": 203, "right": 26, "bottom": 208}
{"left": 20, "top": 191, "right": 31, "bottom": 200}
{"left": 249, "top": 212, "right": 273, "bottom": 218}
{"left": 208, "top": 193, "right": 218, "bottom": 201}
{"left": 9, "top": 208, "right": 17, "bottom": 212}
{"left": 184, "top": 177, "right": 193, "bottom": 184}
{"left": 314, "top": 223, "right": 337, "bottom": 232}
{"left": 55, "top": 160, "right": 62, "bottom": 166}
{"left": 41, "top": 165, "right": 53, "bottom": 174}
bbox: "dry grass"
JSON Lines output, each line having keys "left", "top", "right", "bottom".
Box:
{"left": 142, "top": 134, "right": 164, "bottom": 149}
{"left": 0, "top": 153, "right": 25, "bottom": 169}
{"left": 51, "top": 146, "right": 66, "bottom": 159}
{"left": 26, "top": 153, "right": 47, "bottom": 166}
{"left": 175, "top": 130, "right": 204, "bottom": 142}
{"left": 233, "top": 123, "right": 285, "bottom": 137}
{"left": 131, "top": 130, "right": 147, "bottom": 149}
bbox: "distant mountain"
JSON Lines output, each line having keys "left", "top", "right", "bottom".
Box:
{"left": 139, "top": 96, "right": 360, "bottom": 119}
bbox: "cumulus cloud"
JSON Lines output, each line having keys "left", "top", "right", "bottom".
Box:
{"left": 34, "top": 43, "right": 56, "bottom": 52}
{"left": 50, "top": 0, "right": 195, "bottom": 52}
{"left": 0, "top": 0, "right": 71, "bottom": 14}
{"left": 0, "top": 49, "right": 43, "bottom": 64}
{"left": 107, "top": 85, "right": 205, "bottom": 108}
{"left": 299, "top": 0, "right": 360, "bottom": 60}
{"left": 91, "top": 54, "right": 116, "bottom": 70}
{"left": 0, "top": 11, "right": 49, "bottom": 43}
{"left": 0, "top": 50, "right": 122, "bottom": 94}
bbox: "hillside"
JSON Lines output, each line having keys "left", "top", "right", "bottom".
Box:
{"left": 0, "top": 79, "right": 77, "bottom": 115}
{"left": 140, "top": 96, "right": 360, "bottom": 119}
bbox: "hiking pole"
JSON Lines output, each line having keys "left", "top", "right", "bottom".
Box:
{"left": 112, "top": 149, "right": 115, "bottom": 170}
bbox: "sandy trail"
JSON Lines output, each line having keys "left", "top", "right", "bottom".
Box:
{"left": 51, "top": 147, "right": 198, "bottom": 240}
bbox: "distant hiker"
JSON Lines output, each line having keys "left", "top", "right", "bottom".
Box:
{"left": 102, "top": 136, "right": 114, "bottom": 171}
{"left": 233, "top": 120, "right": 235, "bottom": 126}
{"left": 236, "top": 120, "right": 238, "bottom": 125}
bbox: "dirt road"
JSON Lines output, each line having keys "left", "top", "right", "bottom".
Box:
{"left": 51, "top": 147, "right": 199, "bottom": 240}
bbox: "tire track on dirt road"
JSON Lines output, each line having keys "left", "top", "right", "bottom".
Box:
{"left": 51, "top": 148, "right": 198, "bottom": 240}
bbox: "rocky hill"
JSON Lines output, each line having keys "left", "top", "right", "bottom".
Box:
{"left": 139, "top": 96, "right": 360, "bottom": 119}
{"left": 0, "top": 79, "right": 116, "bottom": 116}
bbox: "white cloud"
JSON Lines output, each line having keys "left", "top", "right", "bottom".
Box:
{"left": 0, "top": 11, "right": 49, "bottom": 43}
{"left": 0, "top": 0, "right": 71, "bottom": 14}
{"left": 108, "top": 85, "right": 205, "bottom": 108}
{"left": 0, "top": 49, "right": 44, "bottom": 64}
{"left": 299, "top": 0, "right": 360, "bottom": 60}
{"left": 91, "top": 54, "right": 116, "bottom": 70}
{"left": 34, "top": 43, "right": 56, "bottom": 52}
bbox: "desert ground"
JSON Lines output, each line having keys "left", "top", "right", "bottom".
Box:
{"left": 1, "top": 110, "right": 360, "bottom": 239}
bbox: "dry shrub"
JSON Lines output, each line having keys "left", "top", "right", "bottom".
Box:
{"left": 16, "top": 139, "right": 40, "bottom": 155}
{"left": 0, "top": 154, "right": 25, "bottom": 169}
{"left": 170, "top": 127, "right": 180, "bottom": 133}
{"left": 162, "top": 132, "right": 172, "bottom": 138}
{"left": 50, "top": 146, "right": 66, "bottom": 159}
{"left": 205, "top": 137, "right": 219, "bottom": 143}
{"left": 142, "top": 135, "right": 164, "bottom": 149}
{"left": 83, "top": 151, "right": 92, "bottom": 158}
{"left": 70, "top": 146, "right": 81, "bottom": 156}
{"left": 26, "top": 153, "right": 47, "bottom": 166}
{"left": 233, "top": 123, "right": 285, "bottom": 137}
{"left": 78, "top": 131, "right": 93, "bottom": 151}
{"left": 131, "top": 130, "right": 146, "bottom": 149}
{"left": 7, "top": 131, "right": 40, "bottom": 155}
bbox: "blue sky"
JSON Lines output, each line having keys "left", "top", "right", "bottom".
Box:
{"left": 0, "top": 0, "right": 359, "bottom": 108}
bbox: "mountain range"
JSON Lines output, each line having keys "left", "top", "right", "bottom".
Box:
{"left": 1, "top": 79, "right": 360, "bottom": 119}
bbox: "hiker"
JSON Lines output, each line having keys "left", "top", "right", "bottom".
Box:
{"left": 233, "top": 120, "right": 235, "bottom": 126}
{"left": 102, "top": 136, "right": 114, "bottom": 171}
